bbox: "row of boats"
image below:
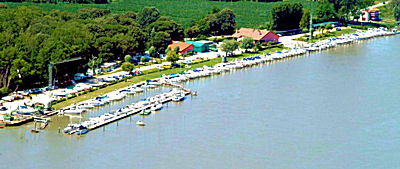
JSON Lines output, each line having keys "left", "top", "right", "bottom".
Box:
{"left": 63, "top": 88, "right": 188, "bottom": 135}
{"left": 62, "top": 27, "right": 397, "bottom": 135}
{"left": 158, "top": 28, "right": 399, "bottom": 83}
{"left": 59, "top": 84, "right": 157, "bottom": 115}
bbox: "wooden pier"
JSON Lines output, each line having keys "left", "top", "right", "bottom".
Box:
{"left": 68, "top": 86, "right": 192, "bottom": 134}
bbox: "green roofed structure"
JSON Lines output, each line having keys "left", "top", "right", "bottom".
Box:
{"left": 185, "top": 41, "right": 210, "bottom": 53}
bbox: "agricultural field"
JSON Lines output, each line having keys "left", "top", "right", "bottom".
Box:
{"left": 4, "top": 0, "right": 317, "bottom": 28}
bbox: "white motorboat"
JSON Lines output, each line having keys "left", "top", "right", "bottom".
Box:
{"left": 151, "top": 103, "right": 163, "bottom": 111}
{"left": 64, "top": 107, "right": 87, "bottom": 114}
{"left": 131, "top": 87, "right": 144, "bottom": 93}
{"left": 119, "top": 89, "right": 136, "bottom": 95}
{"left": 172, "top": 95, "right": 185, "bottom": 102}
{"left": 136, "top": 120, "right": 145, "bottom": 126}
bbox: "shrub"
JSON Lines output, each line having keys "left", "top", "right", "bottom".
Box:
{"left": 0, "top": 87, "right": 10, "bottom": 97}
{"left": 121, "top": 62, "right": 135, "bottom": 72}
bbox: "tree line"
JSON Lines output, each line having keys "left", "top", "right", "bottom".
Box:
{"left": 0, "top": 5, "right": 236, "bottom": 95}
{"left": 268, "top": 0, "right": 374, "bottom": 31}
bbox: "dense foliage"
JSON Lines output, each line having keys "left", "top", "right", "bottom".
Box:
{"left": 299, "top": 9, "right": 311, "bottom": 31}
{"left": 325, "top": 0, "right": 374, "bottom": 20}
{"left": 0, "top": 6, "right": 182, "bottom": 92}
{"left": 186, "top": 8, "right": 236, "bottom": 37}
{"left": 392, "top": 0, "right": 400, "bottom": 21}
{"left": 269, "top": 2, "right": 303, "bottom": 30}
{"left": 315, "top": 1, "right": 337, "bottom": 22}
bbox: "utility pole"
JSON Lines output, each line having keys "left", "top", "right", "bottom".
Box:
{"left": 48, "top": 62, "right": 53, "bottom": 89}
{"left": 309, "top": 12, "right": 313, "bottom": 43}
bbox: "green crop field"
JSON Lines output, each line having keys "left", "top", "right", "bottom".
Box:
{"left": 4, "top": 0, "right": 317, "bottom": 28}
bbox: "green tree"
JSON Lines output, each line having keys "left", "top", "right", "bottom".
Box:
{"left": 215, "top": 8, "right": 236, "bottom": 35}
{"left": 253, "top": 42, "right": 262, "bottom": 52}
{"left": 149, "top": 46, "right": 157, "bottom": 58}
{"left": 269, "top": 2, "right": 303, "bottom": 30}
{"left": 140, "top": 56, "right": 146, "bottom": 63}
{"left": 146, "top": 17, "right": 184, "bottom": 41}
{"left": 315, "top": 1, "right": 337, "bottom": 22}
{"left": 220, "top": 39, "right": 239, "bottom": 57}
{"left": 166, "top": 50, "right": 179, "bottom": 63}
{"left": 88, "top": 57, "right": 97, "bottom": 75}
{"left": 121, "top": 62, "right": 134, "bottom": 72}
{"left": 165, "top": 46, "right": 171, "bottom": 54}
{"left": 174, "top": 46, "right": 180, "bottom": 53}
{"left": 326, "top": 23, "right": 333, "bottom": 30}
{"left": 124, "top": 55, "right": 132, "bottom": 62}
{"left": 137, "top": 7, "right": 160, "bottom": 28}
{"left": 300, "top": 9, "right": 311, "bottom": 32}
{"left": 395, "top": 6, "right": 400, "bottom": 21}
{"left": 239, "top": 37, "right": 254, "bottom": 52}
{"left": 149, "top": 32, "right": 171, "bottom": 54}
{"left": 185, "top": 26, "right": 200, "bottom": 39}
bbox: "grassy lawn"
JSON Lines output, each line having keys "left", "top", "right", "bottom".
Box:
{"left": 377, "top": 4, "right": 397, "bottom": 25}
{"left": 3, "top": 0, "right": 317, "bottom": 28}
{"left": 294, "top": 28, "right": 357, "bottom": 43}
{"left": 52, "top": 45, "right": 285, "bottom": 109}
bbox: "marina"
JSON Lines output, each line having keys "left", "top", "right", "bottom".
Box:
{"left": 1, "top": 28, "right": 398, "bottom": 129}
{"left": 1, "top": 33, "right": 400, "bottom": 169}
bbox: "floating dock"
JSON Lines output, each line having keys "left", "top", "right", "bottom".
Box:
{"left": 68, "top": 87, "right": 192, "bottom": 134}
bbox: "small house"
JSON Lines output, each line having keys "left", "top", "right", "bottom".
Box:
{"left": 185, "top": 41, "right": 210, "bottom": 53}
{"left": 168, "top": 41, "right": 193, "bottom": 54}
{"left": 360, "top": 8, "right": 381, "bottom": 22}
{"left": 232, "top": 28, "right": 279, "bottom": 43}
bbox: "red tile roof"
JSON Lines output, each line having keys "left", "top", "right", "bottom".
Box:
{"left": 232, "top": 28, "right": 271, "bottom": 41}
{"left": 168, "top": 41, "right": 193, "bottom": 52}
{"left": 367, "top": 8, "right": 380, "bottom": 12}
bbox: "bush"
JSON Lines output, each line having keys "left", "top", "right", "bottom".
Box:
{"left": 195, "top": 34, "right": 208, "bottom": 41}
{"left": 0, "top": 87, "right": 10, "bottom": 97}
{"left": 121, "top": 62, "right": 135, "bottom": 72}
{"left": 124, "top": 55, "right": 132, "bottom": 62}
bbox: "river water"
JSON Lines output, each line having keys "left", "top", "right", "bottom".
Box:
{"left": 1, "top": 35, "right": 400, "bottom": 169}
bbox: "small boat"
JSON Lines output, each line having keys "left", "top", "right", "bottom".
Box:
{"left": 139, "top": 109, "right": 151, "bottom": 116}
{"left": 0, "top": 124, "right": 5, "bottom": 128}
{"left": 76, "top": 126, "right": 89, "bottom": 135}
{"left": 151, "top": 103, "right": 163, "bottom": 111}
{"left": 31, "top": 129, "right": 39, "bottom": 133}
{"left": 132, "top": 87, "right": 144, "bottom": 93}
{"left": 172, "top": 95, "right": 185, "bottom": 102}
{"left": 136, "top": 120, "right": 145, "bottom": 126}
{"left": 64, "top": 108, "right": 87, "bottom": 114}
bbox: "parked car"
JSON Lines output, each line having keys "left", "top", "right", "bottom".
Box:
{"left": 0, "top": 106, "right": 7, "bottom": 111}
{"left": 2, "top": 96, "right": 14, "bottom": 102}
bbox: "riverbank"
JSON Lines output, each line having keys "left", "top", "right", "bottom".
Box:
{"left": 51, "top": 45, "right": 286, "bottom": 110}
{"left": 1, "top": 27, "right": 397, "bottom": 127}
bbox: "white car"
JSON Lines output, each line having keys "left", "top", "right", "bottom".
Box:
{"left": 2, "top": 96, "right": 14, "bottom": 102}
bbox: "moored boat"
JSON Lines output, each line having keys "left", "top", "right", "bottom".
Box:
{"left": 151, "top": 103, "right": 163, "bottom": 111}
{"left": 136, "top": 120, "right": 145, "bottom": 126}
{"left": 139, "top": 109, "right": 151, "bottom": 116}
